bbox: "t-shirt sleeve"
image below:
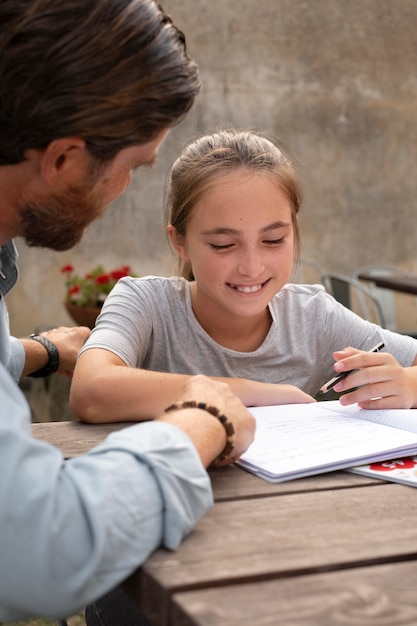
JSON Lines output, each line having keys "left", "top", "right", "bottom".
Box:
{"left": 80, "top": 277, "right": 154, "bottom": 367}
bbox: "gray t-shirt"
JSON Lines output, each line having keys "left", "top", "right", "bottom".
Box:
{"left": 81, "top": 276, "right": 417, "bottom": 397}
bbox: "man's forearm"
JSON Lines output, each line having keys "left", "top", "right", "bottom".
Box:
{"left": 20, "top": 336, "right": 52, "bottom": 377}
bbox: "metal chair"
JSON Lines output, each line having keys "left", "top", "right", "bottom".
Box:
{"left": 322, "top": 272, "right": 387, "bottom": 327}
{"left": 354, "top": 265, "right": 416, "bottom": 332}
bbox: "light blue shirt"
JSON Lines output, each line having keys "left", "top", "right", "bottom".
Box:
{"left": 0, "top": 241, "right": 25, "bottom": 381}
{"left": 0, "top": 242, "right": 213, "bottom": 622}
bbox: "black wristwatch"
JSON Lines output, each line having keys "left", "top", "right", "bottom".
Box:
{"left": 27, "top": 333, "right": 60, "bottom": 378}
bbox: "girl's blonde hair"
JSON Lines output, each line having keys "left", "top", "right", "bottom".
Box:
{"left": 165, "top": 129, "right": 302, "bottom": 279}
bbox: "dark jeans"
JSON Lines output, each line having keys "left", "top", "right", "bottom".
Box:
{"left": 85, "top": 586, "right": 151, "bottom": 626}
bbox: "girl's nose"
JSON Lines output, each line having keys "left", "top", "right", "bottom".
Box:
{"left": 237, "top": 248, "right": 264, "bottom": 277}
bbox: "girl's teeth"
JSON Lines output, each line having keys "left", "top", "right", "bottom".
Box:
{"left": 232, "top": 284, "right": 262, "bottom": 293}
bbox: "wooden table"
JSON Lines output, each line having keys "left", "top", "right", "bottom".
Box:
{"left": 32, "top": 420, "right": 417, "bottom": 626}
{"left": 358, "top": 271, "right": 417, "bottom": 296}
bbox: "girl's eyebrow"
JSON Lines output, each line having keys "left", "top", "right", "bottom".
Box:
{"left": 201, "top": 221, "right": 291, "bottom": 236}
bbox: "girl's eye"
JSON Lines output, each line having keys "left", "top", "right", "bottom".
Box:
{"left": 264, "top": 237, "right": 285, "bottom": 245}
{"left": 209, "top": 243, "right": 234, "bottom": 250}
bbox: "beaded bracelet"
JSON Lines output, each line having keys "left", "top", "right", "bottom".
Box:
{"left": 164, "top": 400, "right": 235, "bottom": 463}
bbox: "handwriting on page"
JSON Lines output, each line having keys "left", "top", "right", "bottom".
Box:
{"left": 322, "top": 402, "right": 417, "bottom": 434}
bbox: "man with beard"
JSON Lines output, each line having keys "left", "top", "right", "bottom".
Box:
{"left": 0, "top": 1, "right": 255, "bottom": 623}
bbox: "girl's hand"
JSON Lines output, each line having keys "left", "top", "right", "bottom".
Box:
{"left": 264, "top": 384, "right": 316, "bottom": 405}
{"left": 234, "top": 380, "right": 315, "bottom": 407}
{"left": 332, "top": 346, "right": 417, "bottom": 409}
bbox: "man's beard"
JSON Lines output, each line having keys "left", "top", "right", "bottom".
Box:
{"left": 18, "top": 184, "right": 103, "bottom": 251}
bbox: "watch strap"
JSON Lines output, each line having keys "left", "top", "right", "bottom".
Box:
{"left": 27, "top": 333, "right": 60, "bottom": 378}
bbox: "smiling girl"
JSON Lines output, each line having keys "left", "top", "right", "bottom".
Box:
{"left": 70, "top": 130, "right": 417, "bottom": 423}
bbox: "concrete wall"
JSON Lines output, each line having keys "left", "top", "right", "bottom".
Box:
{"left": 7, "top": 0, "right": 417, "bottom": 337}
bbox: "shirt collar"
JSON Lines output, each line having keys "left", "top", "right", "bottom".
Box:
{"left": 0, "top": 240, "right": 19, "bottom": 296}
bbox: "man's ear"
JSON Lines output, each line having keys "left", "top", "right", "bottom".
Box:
{"left": 166, "top": 224, "right": 190, "bottom": 262}
{"left": 39, "top": 137, "right": 88, "bottom": 186}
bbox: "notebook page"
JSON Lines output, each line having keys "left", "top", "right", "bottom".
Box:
{"left": 322, "top": 400, "right": 417, "bottom": 434}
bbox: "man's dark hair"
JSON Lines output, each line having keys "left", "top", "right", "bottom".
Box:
{"left": 0, "top": 0, "right": 200, "bottom": 165}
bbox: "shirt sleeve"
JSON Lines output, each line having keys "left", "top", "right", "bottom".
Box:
{"left": 8, "top": 335, "right": 25, "bottom": 381}
{"left": 79, "top": 276, "right": 156, "bottom": 368}
{"left": 0, "top": 295, "right": 25, "bottom": 382}
{"left": 0, "top": 366, "right": 213, "bottom": 621}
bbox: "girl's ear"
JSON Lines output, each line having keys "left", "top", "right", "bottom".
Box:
{"left": 166, "top": 224, "right": 190, "bottom": 262}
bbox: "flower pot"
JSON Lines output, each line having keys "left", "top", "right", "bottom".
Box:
{"left": 64, "top": 301, "right": 101, "bottom": 329}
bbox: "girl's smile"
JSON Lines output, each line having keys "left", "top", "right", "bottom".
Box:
{"left": 228, "top": 279, "right": 271, "bottom": 294}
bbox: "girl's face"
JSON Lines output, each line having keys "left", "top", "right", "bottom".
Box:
{"left": 168, "top": 169, "right": 295, "bottom": 324}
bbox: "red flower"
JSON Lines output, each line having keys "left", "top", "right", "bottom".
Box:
{"left": 96, "top": 274, "right": 111, "bottom": 285}
{"left": 111, "top": 267, "right": 131, "bottom": 281}
{"left": 62, "top": 263, "right": 137, "bottom": 308}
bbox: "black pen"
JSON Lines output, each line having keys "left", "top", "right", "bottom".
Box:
{"left": 319, "top": 341, "right": 385, "bottom": 394}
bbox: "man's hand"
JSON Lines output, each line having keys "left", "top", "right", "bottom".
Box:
{"left": 21, "top": 326, "right": 90, "bottom": 379}
{"left": 43, "top": 326, "right": 91, "bottom": 377}
{"left": 158, "top": 375, "right": 256, "bottom": 467}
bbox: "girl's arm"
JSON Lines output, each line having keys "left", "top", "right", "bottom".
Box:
{"left": 70, "top": 348, "right": 315, "bottom": 423}
{"left": 330, "top": 347, "right": 417, "bottom": 409}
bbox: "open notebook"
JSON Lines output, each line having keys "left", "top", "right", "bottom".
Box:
{"left": 237, "top": 401, "right": 417, "bottom": 483}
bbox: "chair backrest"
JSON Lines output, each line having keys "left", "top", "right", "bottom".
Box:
{"left": 354, "top": 265, "right": 414, "bottom": 331}
{"left": 292, "top": 258, "right": 325, "bottom": 284}
{"left": 322, "top": 273, "right": 387, "bottom": 328}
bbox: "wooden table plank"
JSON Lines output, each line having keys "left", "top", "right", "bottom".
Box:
{"left": 32, "top": 420, "right": 129, "bottom": 457}
{"left": 142, "top": 483, "right": 417, "bottom": 588}
{"left": 210, "top": 465, "right": 377, "bottom": 500}
{"left": 171, "top": 561, "right": 417, "bottom": 626}
{"left": 129, "top": 483, "right": 417, "bottom": 625}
